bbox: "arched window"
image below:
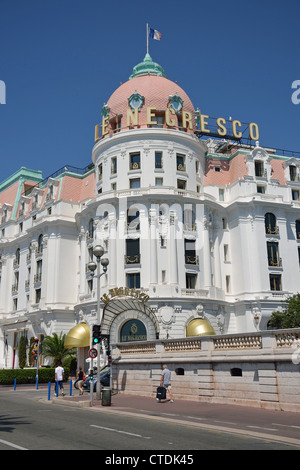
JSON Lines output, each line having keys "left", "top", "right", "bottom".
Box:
{"left": 120, "top": 319, "right": 147, "bottom": 342}
{"left": 265, "top": 213, "right": 278, "bottom": 235}
{"left": 296, "top": 220, "right": 300, "bottom": 240}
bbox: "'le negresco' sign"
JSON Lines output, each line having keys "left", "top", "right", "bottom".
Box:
{"left": 94, "top": 107, "right": 259, "bottom": 142}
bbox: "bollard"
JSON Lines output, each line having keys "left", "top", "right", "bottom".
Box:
{"left": 56, "top": 381, "right": 58, "bottom": 397}
{"left": 101, "top": 388, "right": 111, "bottom": 406}
{"left": 14, "top": 378, "right": 16, "bottom": 391}
{"left": 48, "top": 382, "right": 51, "bottom": 400}
{"left": 70, "top": 379, "right": 72, "bottom": 397}
{"left": 36, "top": 376, "right": 38, "bottom": 390}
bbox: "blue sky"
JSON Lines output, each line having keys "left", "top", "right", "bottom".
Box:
{"left": 0, "top": 0, "right": 299, "bottom": 181}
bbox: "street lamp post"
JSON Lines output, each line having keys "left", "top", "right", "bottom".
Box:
{"left": 88, "top": 245, "right": 109, "bottom": 401}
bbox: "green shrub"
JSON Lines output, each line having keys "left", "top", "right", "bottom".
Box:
{"left": 0, "top": 367, "right": 70, "bottom": 385}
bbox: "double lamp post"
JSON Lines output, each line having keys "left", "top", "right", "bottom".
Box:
{"left": 87, "top": 245, "right": 109, "bottom": 401}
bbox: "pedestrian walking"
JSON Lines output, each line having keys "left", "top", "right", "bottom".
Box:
{"left": 54, "top": 361, "right": 65, "bottom": 396}
{"left": 76, "top": 367, "right": 85, "bottom": 395}
{"left": 159, "top": 364, "right": 174, "bottom": 402}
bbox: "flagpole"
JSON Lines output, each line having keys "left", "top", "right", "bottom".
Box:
{"left": 146, "top": 23, "right": 149, "bottom": 54}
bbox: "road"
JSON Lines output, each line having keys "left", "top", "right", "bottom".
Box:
{"left": 0, "top": 386, "right": 299, "bottom": 452}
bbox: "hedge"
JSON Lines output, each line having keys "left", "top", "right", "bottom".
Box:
{"left": 0, "top": 367, "right": 70, "bottom": 385}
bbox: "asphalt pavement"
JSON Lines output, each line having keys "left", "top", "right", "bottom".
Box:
{"left": 48, "top": 385, "right": 300, "bottom": 448}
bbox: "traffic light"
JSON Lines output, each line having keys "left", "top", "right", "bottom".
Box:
{"left": 89, "top": 369, "right": 94, "bottom": 380}
{"left": 92, "top": 324, "right": 101, "bottom": 345}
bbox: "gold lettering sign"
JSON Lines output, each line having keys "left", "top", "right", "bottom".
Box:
{"left": 101, "top": 287, "right": 149, "bottom": 305}
{"left": 94, "top": 107, "right": 259, "bottom": 142}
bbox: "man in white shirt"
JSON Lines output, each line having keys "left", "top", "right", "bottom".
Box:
{"left": 55, "top": 361, "right": 65, "bottom": 396}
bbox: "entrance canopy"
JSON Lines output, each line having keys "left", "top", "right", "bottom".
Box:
{"left": 64, "top": 323, "right": 90, "bottom": 349}
{"left": 101, "top": 296, "right": 159, "bottom": 337}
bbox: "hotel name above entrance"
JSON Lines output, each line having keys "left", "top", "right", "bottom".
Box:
{"left": 94, "top": 106, "right": 260, "bottom": 142}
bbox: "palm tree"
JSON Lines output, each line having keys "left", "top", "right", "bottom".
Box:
{"left": 42, "top": 332, "right": 75, "bottom": 366}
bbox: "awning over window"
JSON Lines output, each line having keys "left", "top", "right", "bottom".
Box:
{"left": 64, "top": 323, "right": 90, "bottom": 349}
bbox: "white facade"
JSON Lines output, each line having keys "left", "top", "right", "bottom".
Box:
{"left": 1, "top": 56, "right": 300, "bottom": 369}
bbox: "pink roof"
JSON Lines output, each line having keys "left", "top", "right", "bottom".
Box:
{"left": 105, "top": 74, "right": 196, "bottom": 135}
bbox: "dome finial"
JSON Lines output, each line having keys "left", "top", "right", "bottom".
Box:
{"left": 129, "top": 53, "right": 167, "bottom": 80}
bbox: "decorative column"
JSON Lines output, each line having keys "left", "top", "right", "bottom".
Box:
{"left": 203, "top": 213, "right": 212, "bottom": 288}
{"left": 79, "top": 227, "right": 86, "bottom": 297}
{"left": 149, "top": 208, "right": 158, "bottom": 285}
{"left": 108, "top": 212, "right": 117, "bottom": 287}
{"left": 169, "top": 211, "right": 178, "bottom": 284}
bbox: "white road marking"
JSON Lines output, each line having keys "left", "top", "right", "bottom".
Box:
{"left": 272, "top": 423, "right": 300, "bottom": 429}
{"left": 0, "top": 438, "right": 28, "bottom": 450}
{"left": 247, "top": 425, "right": 278, "bottom": 432}
{"left": 90, "top": 424, "right": 151, "bottom": 439}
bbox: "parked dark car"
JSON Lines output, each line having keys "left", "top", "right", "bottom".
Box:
{"left": 82, "top": 365, "right": 110, "bottom": 392}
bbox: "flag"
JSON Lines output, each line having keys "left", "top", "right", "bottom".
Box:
{"left": 149, "top": 28, "right": 162, "bottom": 41}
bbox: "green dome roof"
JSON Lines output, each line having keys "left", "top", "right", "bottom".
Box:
{"left": 129, "top": 53, "right": 167, "bottom": 79}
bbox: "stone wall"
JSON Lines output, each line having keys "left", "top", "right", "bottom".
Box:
{"left": 111, "top": 329, "right": 300, "bottom": 412}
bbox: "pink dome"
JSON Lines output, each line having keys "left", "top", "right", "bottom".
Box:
{"left": 103, "top": 73, "right": 196, "bottom": 137}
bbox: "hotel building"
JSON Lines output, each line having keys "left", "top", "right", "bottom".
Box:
{"left": 1, "top": 54, "right": 300, "bottom": 369}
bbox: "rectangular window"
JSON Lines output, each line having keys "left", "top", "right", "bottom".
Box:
{"left": 290, "top": 165, "right": 297, "bottom": 181}
{"left": 257, "top": 185, "right": 265, "bottom": 194}
{"left": 219, "top": 188, "right": 224, "bottom": 201}
{"left": 270, "top": 274, "right": 282, "bottom": 291}
{"left": 255, "top": 161, "right": 264, "bottom": 177}
{"left": 155, "top": 151, "right": 163, "bottom": 169}
{"left": 185, "top": 239, "right": 197, "bottom": 265}
{"left": 176, "top": 154, "right": 186, "bottom": 172}
{"left": 130, "top": 152, "right": 140, "bottom": 170}
{"left": 35, "top": 288, "right": 41, "bottom": 304}
{"left": 267, "top": 242, "right": 280, "bottom": 267}
{"left": 292, "top": 189, "right": 300, "bottom": 201}
{"left": 226, "top": 275, "right": 231, "bottom": 293}
{"left": 177, "top": 179, "right": 186, "bottom": 190}
{"left": 111, "top": 157, "right": 117, "bottom": 174}
{"left": 155, "top": 178, "right": 163, "bottom": 186}
{"left": 126, "top": 273, "right": 140, "bottom": 289}
{"left": 224, "top": 244, "right": 229, "bottom": 262}
{"left": 186, "top": 273, "right": 197, "bottom": 289}
{"left": 98, "top": 163, "right": 103, "bottom": 181}
{"left": 130, "top": 178, "right": 140, "bottom": 189}
{"left": 125, "top": 239, "right": 140, "bottom": 264}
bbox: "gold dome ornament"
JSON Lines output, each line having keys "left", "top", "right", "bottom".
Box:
{"left": 186, "top": 318, "right": 216, "bottom": 337}
{"left": 64, "top": 323, "right": 90, "bottom": 349}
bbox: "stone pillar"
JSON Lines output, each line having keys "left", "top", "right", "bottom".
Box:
{"left": 169, "top": 211, "right": 178, "bottom": 284}
{"left": 149, "top": 208, "right": 158, "bottom": 285}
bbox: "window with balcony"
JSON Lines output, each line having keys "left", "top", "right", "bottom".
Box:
{"left": 125, "top": 238, "right": 140, "bottom": 264}
{"left": 130, "top": 152, "right": 141, "bottom": 170}
{"left": 176, "top": 154, "right": 186, "bottom": 172}
{"left": 184, "top": 239, "right": 198, "bottom": 265}
{"left": 267, "top": 242, "right": 281, "bottom": 267}
{"left": 265, "top": 213, "right": 278, "bottom": 235}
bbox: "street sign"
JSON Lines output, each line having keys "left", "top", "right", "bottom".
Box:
{"left": 89, "top": 348, "right": 98, "bottom": 359}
